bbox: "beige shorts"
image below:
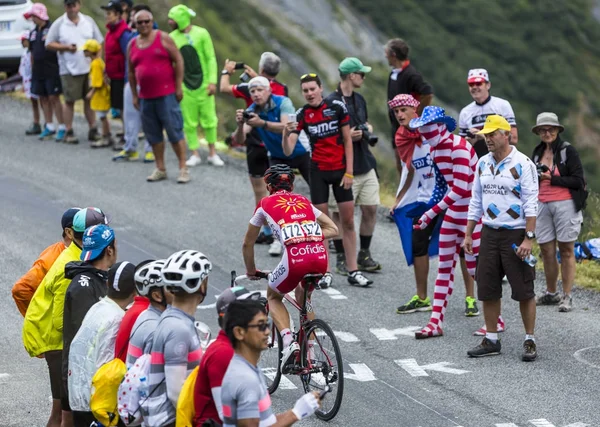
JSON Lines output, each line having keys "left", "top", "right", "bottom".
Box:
{"left": 60, "top": 73, "right": 89, "bottom": 103}
{"left": 536, "top": 199, "right": 583, "bottom": 244}
{"left": 328, "top": 169, "right": 380, "bottom": 212}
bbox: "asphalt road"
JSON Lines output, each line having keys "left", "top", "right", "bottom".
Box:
{"left": 1, "top": 95, "right": 599, "bottom": 427}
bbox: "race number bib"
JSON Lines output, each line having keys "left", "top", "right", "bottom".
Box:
{"left": 281, "top": 221, "right": 322, "bottom": 245}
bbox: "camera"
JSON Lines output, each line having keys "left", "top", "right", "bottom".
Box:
{"left": 240, "top": 71, "right": 251, "bottom": 83}
{"left": 234, "top": 62, "right": 245, "bottom": 70}
{"left": 466, "top": 130, "right": 476, "bottom": 138}
{"left": 357, "top": 124, "right": 378, "bottom": 146}
{"left": 242, "top": 110, "right": 254, "bottom": 120}
{"left": 536, "top": 163, "right": 549, "bottom": 177}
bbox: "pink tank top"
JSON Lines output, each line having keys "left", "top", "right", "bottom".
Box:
{"left": 539, "top": 167, "right": 572, "bottom": 203}
{"left": 129, "top": 31, "right": 175, "bottom": 99}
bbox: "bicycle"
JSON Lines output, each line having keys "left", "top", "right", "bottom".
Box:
{"left": 231, "top": 271, "right": 344, "bottom": 421}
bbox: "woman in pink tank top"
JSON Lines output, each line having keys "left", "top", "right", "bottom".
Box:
{"left": 530, "top": 112, "right": 587, "bottom": 313}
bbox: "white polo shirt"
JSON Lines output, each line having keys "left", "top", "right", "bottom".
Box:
{"left": 45, "top": 13, "right": 103, "bottom": 76}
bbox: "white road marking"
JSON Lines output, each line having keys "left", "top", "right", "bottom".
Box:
{"left": 320, "top": 288, "right": 348, "bottom": 300}
{"left": 369, "top": 326, "right": 422, "bottom": 340}
{"left": 394, "top": 359, "right": 470, "bottom": 377}
{"left": 261, "top": 368, "right": 297, "bottom": 390}
{"left": 315, "top": 330, "right": 359, "bottom": 343}
{"left": 529, "top": 420, "right": 556, "bottom": 427}
{"left": 573, "top": 346, "right": 600, "bottom": 369}
{"left": 495, "top": 424, "right": 519, "bottom": 427}
{"left": 563, "top": 423, "right": 590, "bottom": 427}
{"left": 345, "top": 363, "right": 376, "bottom": 382}
{"left": 0, "top": 373, "right": 9, "bottom": 382}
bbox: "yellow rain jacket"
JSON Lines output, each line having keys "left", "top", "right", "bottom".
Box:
{"left": 22, "top": 242, "right": 82, "bottom": 357}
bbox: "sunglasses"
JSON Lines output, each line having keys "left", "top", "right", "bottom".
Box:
{"left": 300, "top": 73, "right": 318, "bottom": 81}
{"left": 136, "top": 19, "right": 151, "bottom": 25}
{"left": 468, "top": 82, "right": 485, "bottom": 87}
{"left": 245, "top": 318, "right": 272, "bottom": 332}
{"left": 537, "top": 127, "right": 558, "bottom": 134}
{"left": 354, "top": 72, "right": 366, "bottom": 78}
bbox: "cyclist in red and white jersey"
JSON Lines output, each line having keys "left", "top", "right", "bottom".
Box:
{"left": 242, "top": 164, "right": 338, "bottom": 369}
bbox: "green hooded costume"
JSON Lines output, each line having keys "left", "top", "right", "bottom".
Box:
{"left": 168, "top": 5, "right": 218, "bottom": 150}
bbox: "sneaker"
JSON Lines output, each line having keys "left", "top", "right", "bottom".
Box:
{"left": 281, "top": 341, "right": 300, "bottom": 373}
{"left": 147, "top": 169, "right": 167, "bottom": 182}
{"left": 467, "top": 338, "right": 502, "bottom": 357}
{"left": 268, "top": 240, "right": 283, "bottom": 257}
{"left": 177, "top": 168, "right": 191, "bottom": 184}
{"left": 112, "top": 150, "right": 139, "bottom": 162}
{"left": 473, "top": 323, "right": 505, "bottom": 336}
{"left": 255, "top": 231, "right": 274, "bottom": 245}
{"left": 335, "top": 253, "right": 348, "bottom": 276}
{"left": 348, "top": 271, "right": 372, "bottom": 287}
{"left": 64, "top": 130, "right": 79, "bottom": 144}
{"left": 397, "top": 295, "right": 432, "bottom": 314}
{"left": 328, "top": 240, "right": 336, "bottom": 253}
{"left": 90, "top": 135, "right": 114, "bottom": 148}
{"left": 38, "top": 126, "right": 56, "bottom": 140}
{"left": 55, "top": 128, "right": 66, "bottom": 142}
{"left": 536, "top": 292, "right": 561, "bottom": 306}
{"left": 144, "top": 151, "right": 155, "bottom": 163}
{"left": 357, "top": 249, "right": 382, "bottom": 272}
{"left": 26, "top": 123, "right": 42, "bottom": 135}
{"left": 522, "top": 339, "right": 537, "bottom": 362}
{"left": 465, "top": 296, "right": 480, "bottom": 317}
{"left": 186, "top": 154, "right": 202, "bottom": 167}
{"left": 88, "top": 127, "right": 100, "bottom": 142}
{"left": 558, "top": 295, "right": 573, "bottom": 312}
{"left": 112, "top": 139, "right": 125, "bottom": 152}
{"left": 317, "top": 272, "right": 333, "bottom": 289}
{"left": 207, "top": 154, "right": 225, "bottom": 166}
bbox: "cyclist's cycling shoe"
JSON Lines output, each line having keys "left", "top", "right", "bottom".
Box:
{"left": 347, "top": 271, "right": 372, "bottom": 287}
{"left": 281, "top": 342, "right": 300, "bottom": 374}
{"left": 357, "top": 249, "right": 382, "bottom": 272}
{"left": 317, "top": 272, "right": 333, "bottom": 289}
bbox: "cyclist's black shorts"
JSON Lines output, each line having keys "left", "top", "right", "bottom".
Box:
{"left": 310, "top": 167, "right": 353, "bottom": 206}
{"left": 270, "top": 153, "right": 310, "bottom": 183}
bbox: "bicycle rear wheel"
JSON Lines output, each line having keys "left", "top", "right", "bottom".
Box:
{"left": 300, "top": 319, "right": 344, "bottom": 421}
{"left": 259, "top": 322, "right": 282, "bottom": 395}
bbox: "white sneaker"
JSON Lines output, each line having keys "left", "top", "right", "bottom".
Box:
{"left": 186, "top": 154, "right": 202, "bottom": 167}
{"left": 207, "top": 154, "right": 224, "bottom": 166}
{"left": 268, "top": 241, "right": 283, "bottom": 257}
{"left": 281, "top": 341, "right": 300, "bottom": 372}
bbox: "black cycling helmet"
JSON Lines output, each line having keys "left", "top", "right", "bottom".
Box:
{"left": 264, "top": 164, "right": 295, "bottom": 192}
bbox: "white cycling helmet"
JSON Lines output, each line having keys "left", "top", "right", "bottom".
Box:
{"left": 134, "top": 259, "right": 167, "bottom": 296}
{"left": 162, "top": 250, "right": 212, "bottom": 294}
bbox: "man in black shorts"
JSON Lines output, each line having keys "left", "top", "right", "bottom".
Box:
{"left": 283, "top": 73, "right": 372, "bottom": 288}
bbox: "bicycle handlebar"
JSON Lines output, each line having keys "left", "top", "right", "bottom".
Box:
{"left": 231, "top": 270, "right": 270, "bottom": 287}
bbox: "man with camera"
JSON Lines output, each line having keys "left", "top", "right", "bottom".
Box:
{"left": 458, "top": 68, "right": 518, "bottom": 158}
{"left": 325, "top": 57, "right": 382, "bottom": 273}
{"left": 221, "top": 52, "right": 289, "bottom": 245}
{"left": 233, "top": 76, "right": 310, "bottom": 256}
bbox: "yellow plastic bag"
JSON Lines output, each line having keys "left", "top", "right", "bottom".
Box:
{"left": 90, "top": 358, "right": 127, "bottom": 427}
{"left": 176, "top": 366, "right": 199, "bottom": 427}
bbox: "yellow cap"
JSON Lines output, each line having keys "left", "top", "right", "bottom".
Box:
{"left": 80, "top": 39, "right": 101, "bottom": 53}
{"left": 477, "top": 114, "right": 511, "bottom": 134}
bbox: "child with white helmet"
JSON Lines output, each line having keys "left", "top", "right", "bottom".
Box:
{"left": 144, "top": 250, "right": 212, "bottom": 427}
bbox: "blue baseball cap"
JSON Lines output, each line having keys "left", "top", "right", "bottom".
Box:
{"left": 61, "top": 207, "right": 81, "bottom": 230}
{"left": 81, "top": 224, "right": 115, "bottom": 262}
{"left": 73, "top": 207, "right": 111, "bottom": 233}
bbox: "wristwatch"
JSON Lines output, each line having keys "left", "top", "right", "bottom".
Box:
{"left": 525, "top": 231, "right": 536, "bottom": 240}
{"left": 221, "top": 69, "right": 230, "bottom": 75}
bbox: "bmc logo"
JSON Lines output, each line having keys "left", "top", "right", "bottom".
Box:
{"left": 290, "top": 245, "right": 326, "bottom": 257}
{"left": 308, "top": 121, "right": 338, "bottom": 135}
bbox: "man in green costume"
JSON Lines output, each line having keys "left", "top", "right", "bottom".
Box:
{"left": 168, "top": 5, "right": 224, "bottom": 167}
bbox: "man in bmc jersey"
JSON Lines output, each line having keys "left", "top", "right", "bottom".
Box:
{"left": 167, "top": 5, "right": 224, "bottom": 167}
{"left": 458, "top": 68, "right": 518, "bottom": 158}
{"left": 242, "top": 164, "right": 339, "bottom": 370}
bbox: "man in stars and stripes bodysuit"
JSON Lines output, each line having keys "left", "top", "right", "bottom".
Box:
{"left": 409, "top": 106, "right": 504, "bottom": 339}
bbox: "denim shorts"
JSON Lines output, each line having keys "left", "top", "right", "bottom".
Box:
{"left": 140, "top": 93, "right": 184, "bottom": 144}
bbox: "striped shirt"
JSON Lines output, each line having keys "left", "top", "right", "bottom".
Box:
{"left": 145, "top": 307, "right": 202, "bottom": 426}
{"left": 420, "top": 124, "right": 478, "bottom": 218}
{"left": 126, "top": 305, "right": 162, "bottom": 368}
{"left": 221, "top": 354, "right": 276, "bottom": 427}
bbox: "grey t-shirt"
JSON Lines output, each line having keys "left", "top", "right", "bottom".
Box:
{"left": 221, "top": 354, "right": 277, "bottom": 427}
{"left": 126, "top": 305, "right": 162, "bottom": 368}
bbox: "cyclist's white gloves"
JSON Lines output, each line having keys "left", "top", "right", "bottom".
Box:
{"left": 292, "top": 392, "right": 319, "bottom": 420}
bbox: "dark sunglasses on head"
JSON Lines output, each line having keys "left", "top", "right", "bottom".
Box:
{"left": 136, "top": 19, "right": 151, "bottom": 25}
{"left": 300, "top": 73, "right": 318, "bottom": 81}
{"left": 245, "top": 318, "right": 272, "bottom": 332}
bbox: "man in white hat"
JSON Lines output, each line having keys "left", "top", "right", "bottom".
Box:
{"left": 458, "top": 68, "right": 518, "bottom": 158}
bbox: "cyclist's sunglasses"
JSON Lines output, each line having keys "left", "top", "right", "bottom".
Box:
{"left": 246, "top": 317, "right": 272, "bottom": 332}
{"left": 300, "top": 73, "right": 318, "bottom": 82}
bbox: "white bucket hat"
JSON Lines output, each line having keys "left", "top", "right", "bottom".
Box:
{"left": 532, "top": 112, "right": 564, "bottom": 134}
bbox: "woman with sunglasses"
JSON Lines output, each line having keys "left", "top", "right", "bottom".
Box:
{"left": 531, "top": 112, "right": 587, "bottom": 313}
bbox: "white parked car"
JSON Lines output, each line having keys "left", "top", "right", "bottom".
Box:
{"left": 0, "top": 0, "right": 35, "bottom": 73}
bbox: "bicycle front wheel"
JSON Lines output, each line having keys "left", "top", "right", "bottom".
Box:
{"left": 300, "top": 319, "right": 344, "bottom": 421}
{"left": 259, "top": 322, "right": 282, "bottom": 395}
